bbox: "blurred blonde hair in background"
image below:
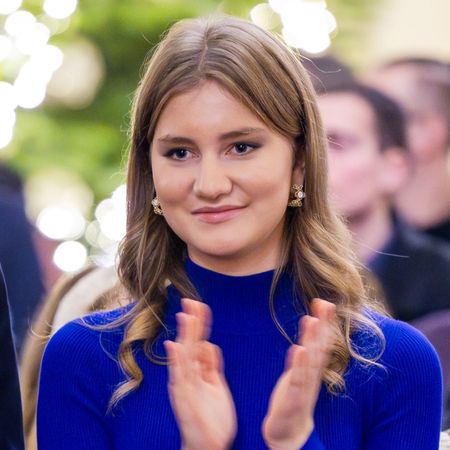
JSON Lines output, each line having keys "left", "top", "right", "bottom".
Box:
{"left": 20, "top": 265, "right": 122, "bottom": 450}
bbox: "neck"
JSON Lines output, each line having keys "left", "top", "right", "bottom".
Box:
{"left": 181, "top": 256, "right": 303, "bottom": 336}
{"left": 395, "top": 154, "right": 450, "bottom": 228}
{"left": 187, "top": 233, "right": 283, "bottom": 276}
{"left": 347, "top": 203, "right": 393, "bottom": 264}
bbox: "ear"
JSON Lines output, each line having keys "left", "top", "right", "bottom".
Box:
{"left": 424, "top": 114, "right": 449, "bottom": 158}
{"left": 379, "top": 147, "right": 410, "bottom": 196}
{"left": 291, "top": 151, "right": 306, "bottom": 186}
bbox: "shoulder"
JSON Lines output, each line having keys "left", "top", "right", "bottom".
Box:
{"left": 38, "top": 307, "right": 135, "bottom": 428}
{"left": 42, "top": 303, "right": 134, "bottom": 371}
{"left": 351, "top": 309, "right": 442, "bottom": 390}
{"left": 399, "top": 226, "right": 450, "bottom": 266}
{"left": 360, "top": 309, "right": 441, "bottom": 366}
{"left": 80, "top": 302, "right": 135, "bottom": 327}
{"left": 349, "top": 311, "right": 443, "bottom": 444}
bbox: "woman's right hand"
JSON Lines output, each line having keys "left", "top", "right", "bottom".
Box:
{"left": 164, "top": 298, "right": 237, "bottom": 450}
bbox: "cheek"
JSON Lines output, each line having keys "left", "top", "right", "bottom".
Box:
{"left": 407, "top": 124, "right": 426, "bottom": 156}
{"left": 330, "top": 152, "right": 374, "bottom": 187}
{"left": 328, "top": 152, "right": 380, "bottom": 205}
{"left": 152, "top": 161, "right": 191, "bottom": 204}
{"left": 238, "top": 159, "right": 291, "bottom": 200}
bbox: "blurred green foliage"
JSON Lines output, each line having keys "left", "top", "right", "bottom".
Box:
{"left": 3, "top": 0, "right": 379, "bottom": 202}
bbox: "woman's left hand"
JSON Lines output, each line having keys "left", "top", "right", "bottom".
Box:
{"left": 262, "top": 298, "right": 337, "bottom": 450}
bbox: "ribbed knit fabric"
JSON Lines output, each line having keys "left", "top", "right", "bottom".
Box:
{"left": 37, "top": 257, "right": 443, "bottom": 449}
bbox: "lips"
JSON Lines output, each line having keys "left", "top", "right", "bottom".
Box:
{"left": 192, "top": 205, "right": 244, "bottom": 214}
{"left": 192, "top": 206, "right": 245, "bottom": 224}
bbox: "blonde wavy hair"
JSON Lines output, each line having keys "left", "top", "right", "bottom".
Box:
{"left": 106, "top": 14, "right": 387, "bottom": 409}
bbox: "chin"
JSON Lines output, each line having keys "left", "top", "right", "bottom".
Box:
{"left": 190, "top": 239, "right": 249, "bottom": 259}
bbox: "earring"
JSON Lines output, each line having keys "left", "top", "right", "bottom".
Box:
{"left": 287, "top": 184, "right": 305, "bottom": 207}
{"left": 151, "top": 196, "right": 163, "bottom": 215}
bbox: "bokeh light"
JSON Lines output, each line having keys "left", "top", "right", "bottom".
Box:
{"left": 37, "top": 205, "right": 86, "bottom": 240}
{"left": 43, "top": 0, "right": 77, "bottom": 20}
{"left": 0, "top": 35, "right": 13, "bottom": 60}
{"left": 25, "top": 169, "right": 94, "bottom": 221}
{"left": 249, "top": 3, "right": 280, "bottom": 30}
{"left": 15, "top": 21, "right": 50, "bottom": 55}
{"left": 0, "top": 81, "right": 16, "bottom": 149}
{"left": 0, "top": 0, "right": 22, "bottom": 15}
{"left": 53, "top": 240, "right": 87, "bottom": 272}
{"left": 95, "top": 184, "right": 127, "bottom": 242}
{"left": 4, "top": 10, "right": 35, "bottom": 37}
{"left": 0, "top": 0, "right": 78, "bottom": 148}
{"left": 46, "top": 39, "right": 104, "bottom": 108}
{"left": 255, "top": 0, "right": 337, "bottom": 54}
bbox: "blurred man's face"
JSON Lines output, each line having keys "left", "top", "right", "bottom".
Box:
{"left": 366, "top": 66, "right": 446, "bottom": 162}
{"left": 318, "top": 92, "right": 387, "bottom": 220}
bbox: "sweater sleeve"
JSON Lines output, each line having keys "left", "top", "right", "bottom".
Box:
{"left": 37, "top": 321, "right": 115, "bottom": 450}
{"left": 363, "top": 319, "right": 442, "bottom": 449}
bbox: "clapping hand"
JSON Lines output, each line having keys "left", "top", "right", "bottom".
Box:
{"left": 262, "top": 298, "right": 337, "bottom": 450}
{"left": 164, "top": 298, "right": 237, "bottom": 450}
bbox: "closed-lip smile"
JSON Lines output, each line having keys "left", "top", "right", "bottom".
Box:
{"left": 192, "top": 205, "right": 246, "bottom": 224}
{"left": 192, "top": 205, "right": 245, "bottom": 214}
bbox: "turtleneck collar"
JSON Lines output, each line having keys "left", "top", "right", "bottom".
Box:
{"left": 171, "top": 256, "right": 306, "bottom": 336}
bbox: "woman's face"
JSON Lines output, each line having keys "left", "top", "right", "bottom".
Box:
{"left": 150, "top": 80, "right": 303, "bottom": 273}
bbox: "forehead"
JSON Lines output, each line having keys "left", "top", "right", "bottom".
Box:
{"left": 368, "top": 66, "right": 420, "bottom": 110}
{"left": 318, "top": 92, "right": 376, "bottom": 133}
{"left": 153, "top": 81, "right": 268, "bottom": 137}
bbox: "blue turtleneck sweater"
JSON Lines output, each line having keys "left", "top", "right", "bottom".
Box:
{"left": 37, "top": 257, "right": 442, "bottom": 449}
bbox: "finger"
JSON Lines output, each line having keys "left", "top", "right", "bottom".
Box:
{"left": 181, "top": 298, "right": 211, "bottom": 342}
{"left": 288, "top": 345, "right": 308, "bottom": 387}
{"left": 301, "top": 318, "right": 324, "bottom": 373}
{"left": 181, "top": 297, "right": 197, "bottom": 316}
{"left": 303, "top": 301, "right": 337, "bottom": 352}
{"left": 289, "top": 344, "right": 327, "bottom": 405}
{"left": 180, "top": 298, "right": 202, "bottom": 343}
{"left": 198, "top": 342, "right": 224, "bottom": 383}
{"left": 198, "top": 302, "right": 212, "bottom": 341}
{"left": 164, "top": 340, "right": 183, "bottom": 386}
{"left": 310, "top": 298, "right": 337, "bottom": 323}
{"left": 302, "top": 349, "right": 324, "bottom": 400}
{"left": 175, "top": 312, "right": 191, "bottom": 344}
{"left": 298, "top": 315, "right": 321, "bottom": 346}
{"left": 299, "top": 316, "right": 333, "bottom": 372}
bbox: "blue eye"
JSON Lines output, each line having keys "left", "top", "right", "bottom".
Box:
{"left": 232, "top": 142, "right": 259, "bottom": 154}
{"left": 165, "top": 148, "right": 190, "bottom": 160}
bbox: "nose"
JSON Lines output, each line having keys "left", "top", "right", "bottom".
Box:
{"left": 193, "top": 154, "right": 233, "bottom": 200}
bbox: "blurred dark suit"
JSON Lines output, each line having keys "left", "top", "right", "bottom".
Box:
{"left": 0, "top": 192, "right": 44, "bottom": 353}
{"left": 0, "top": 265, "right": 25, "bottom": 450}
{"left": 369, "top": 221, "right": 450, "bottom": 322}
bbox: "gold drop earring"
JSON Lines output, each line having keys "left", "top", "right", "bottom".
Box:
{"left": 151, "top": 196, "right": 163, "bottom": 215}
{"left": 287, "top": 184, "right": 305, "bottom": 208}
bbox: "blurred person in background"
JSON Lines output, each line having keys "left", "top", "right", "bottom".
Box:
{"left": 0, "top": 164, "right": 45, "bottom": 354}
{"left": 317, "top": 83, "right": 450, "bottom": 322}
{"left": 0, "top": 266, "right": 25, "bottom": 450}
{"left": 20, "top": 265, "right": 120, "bottom": 450}
{"left": 365, "top": 58, "right": 450, "bottom": 242}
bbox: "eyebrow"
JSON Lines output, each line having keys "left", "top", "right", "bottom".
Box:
{"left": 156, "top": 127, "right": 266, "bottom": 145}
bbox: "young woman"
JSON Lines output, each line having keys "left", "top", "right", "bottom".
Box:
{"left": 37, "top": 15, "right": 442, "bottom": 450}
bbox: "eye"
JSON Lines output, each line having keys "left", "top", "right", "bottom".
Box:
{"left": 164, "top": 148, "right": 191, "bottom": 160}
{"left": 231, "top": 142, "right": 259, "bottom": 155}
{"left": 327, "top": 137, "right": 343, "bottom": 151}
